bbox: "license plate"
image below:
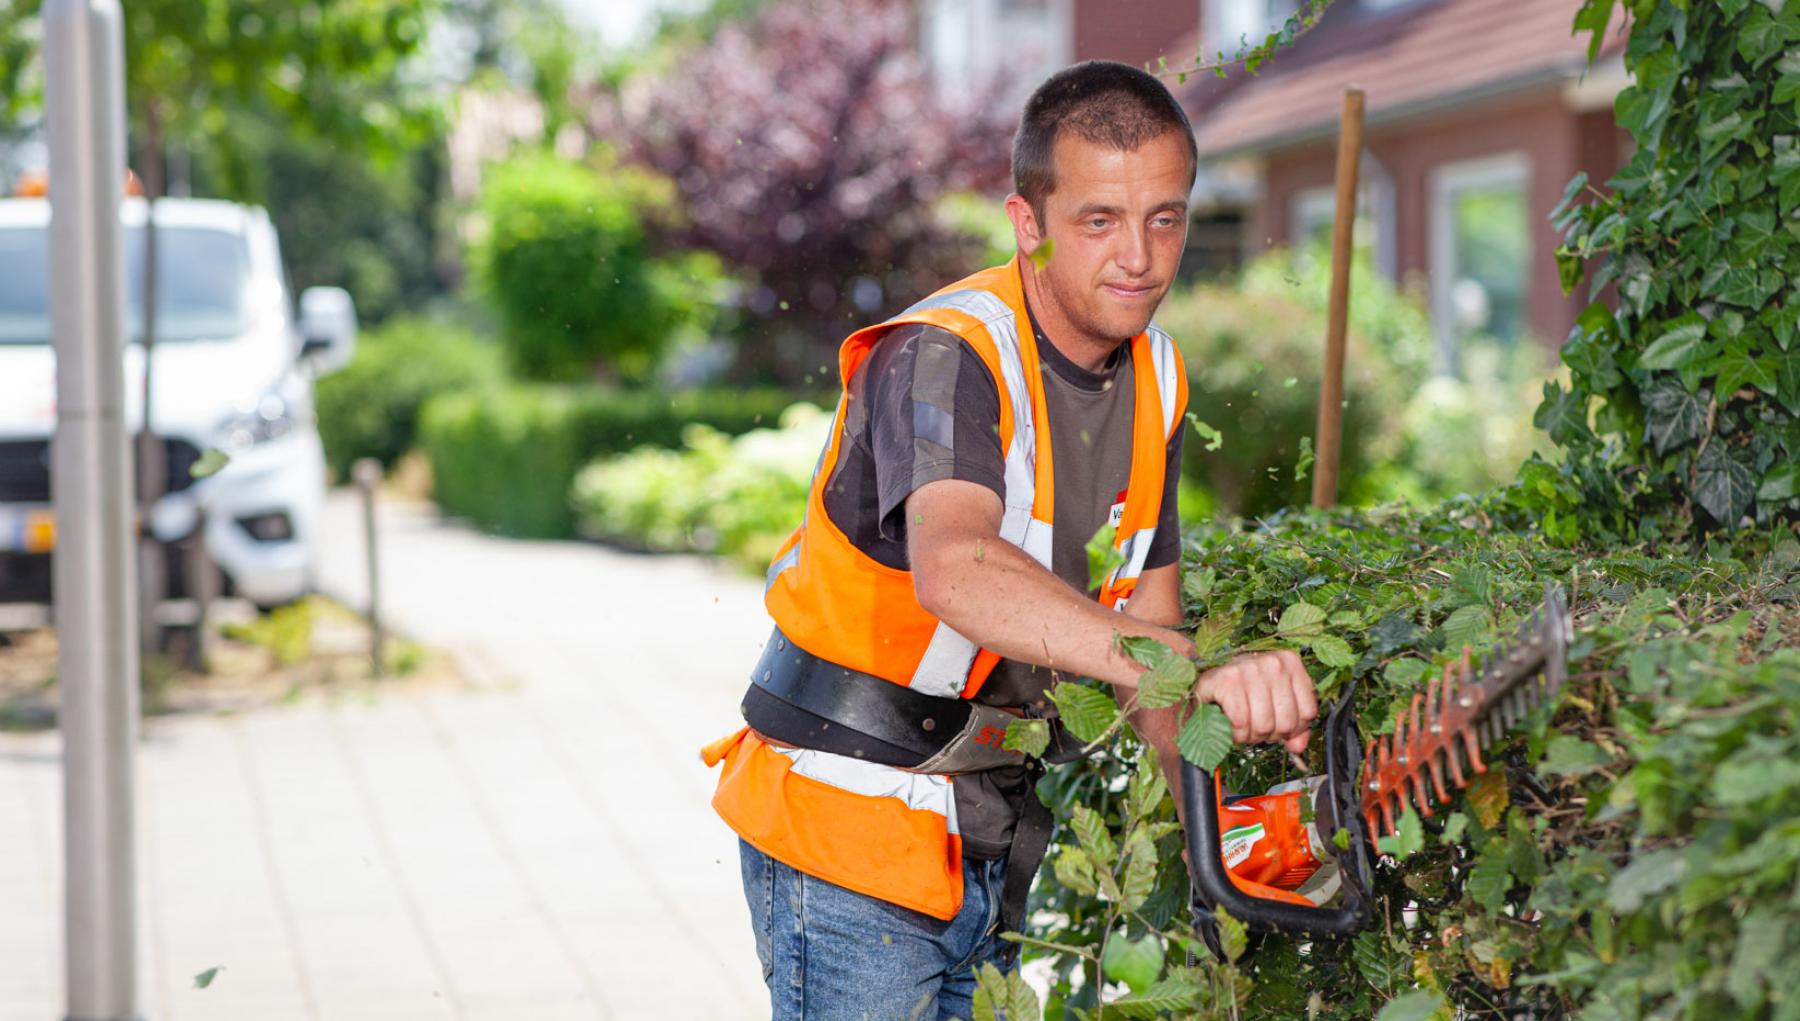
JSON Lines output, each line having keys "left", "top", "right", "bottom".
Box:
{"left": 0, "top": 507, "right": 55, "bottom": 553}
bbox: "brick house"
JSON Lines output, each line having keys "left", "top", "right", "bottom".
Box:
{"left": 919, "top": 0, "right": 1632, "bottom": 365}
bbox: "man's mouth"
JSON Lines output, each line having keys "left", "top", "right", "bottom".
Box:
{"left": 1102, "top": 282, "right": 1157, "bottom": 301}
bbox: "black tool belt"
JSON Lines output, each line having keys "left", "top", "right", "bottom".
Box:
{"left": 740, "top": 627, "right": 1076, "bottom": 937}
{"left": 743, "top": 628, "right": 1040, "bottom": 774}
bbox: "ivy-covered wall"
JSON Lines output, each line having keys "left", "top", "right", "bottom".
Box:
{"left": 1526, "top": 0, "right": 1800, "bottom": 541}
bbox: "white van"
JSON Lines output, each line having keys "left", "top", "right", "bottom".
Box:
{"left": 0, "top": 196, "right": 354, "bottom": 610}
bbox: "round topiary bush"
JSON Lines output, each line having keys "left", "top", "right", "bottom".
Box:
{"left": 471, "top": 150, "right": 725, "bottom": 383}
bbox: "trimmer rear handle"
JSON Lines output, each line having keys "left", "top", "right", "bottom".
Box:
{"left": 1183, "top": 684, "right": 1375, "bottom": 945}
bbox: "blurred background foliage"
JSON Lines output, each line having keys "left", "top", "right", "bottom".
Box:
{"left": 314, "top": 313, "right": 506, "bottom": 478}
{"left": 471, "top": 149, "right": 725, "bottom": 382}
{"left": 0, "top": 0, "right": 1550, "bottom": 552}
{"left": 585, "top": 0, "right": 1014, "bottom": 381}
{"left": 418, "top": 383, "right": 801, "bottom": 538}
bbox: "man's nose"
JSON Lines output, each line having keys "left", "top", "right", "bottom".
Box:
{"left": 1115, "top": 224, "right": 1152, "bottom": 277}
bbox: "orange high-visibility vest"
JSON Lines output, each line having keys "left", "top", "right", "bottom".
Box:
{"left": 702, "top": 255, "right": 1188, "bottom": 920}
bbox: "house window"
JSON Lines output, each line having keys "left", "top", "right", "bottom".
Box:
{"left": 1202, "top": 0, "right": 1299, "bottom": 59}
{"left": 1286, "top": 155, "right": 1397, "bottom": 280}
{"left": 922, "top": 0, "right": 1068, "bottom": 104}
{"left": 1429, "top": 152, "right": 1531, "bottom": 369}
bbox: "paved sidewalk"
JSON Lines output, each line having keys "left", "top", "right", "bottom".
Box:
{"left": 0, "top": 493, "right": 770, "bottom": 1019}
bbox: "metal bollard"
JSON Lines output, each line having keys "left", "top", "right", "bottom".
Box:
{"left": 46, "top": 1, "right": 142, "bottom": 1017}
{"left": 353, "top": 458, "right": 384, "bottom": 677}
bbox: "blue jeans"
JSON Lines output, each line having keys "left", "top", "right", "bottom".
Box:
{"left": 739, "top": 839, "right": 1015, "bottom": 1021}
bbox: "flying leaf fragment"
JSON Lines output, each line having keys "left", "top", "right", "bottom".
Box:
{"left": 190, "top": 448, "right": 231, "bottom": 480}
{"left": 1186, "top": 413, "right": 1224, "bottom": 451}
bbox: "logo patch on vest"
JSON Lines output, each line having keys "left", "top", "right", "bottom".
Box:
{"left": 1109, "top": 489, "right": 1128, "bottom": 529}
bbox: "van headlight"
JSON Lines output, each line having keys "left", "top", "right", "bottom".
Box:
{"left": 218, "top": 392, "right": 296, "bottom": 452}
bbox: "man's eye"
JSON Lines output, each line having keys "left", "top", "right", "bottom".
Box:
{"left": 1087, "top": 218, "right": 1109, "bottom": 229}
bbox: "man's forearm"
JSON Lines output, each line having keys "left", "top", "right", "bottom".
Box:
{"left": 912, "top": 530, "right": 1189, "bottom": 690}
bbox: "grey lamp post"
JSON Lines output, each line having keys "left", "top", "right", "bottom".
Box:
{"left": 45, "top": 1, "right": 143, "bottom": 1018}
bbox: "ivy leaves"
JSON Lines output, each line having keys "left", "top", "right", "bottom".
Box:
{"left": 1033, "top": 491, "right": 1800, "bottom": 1019}
{"left": 1694, "top": 440, "right": 1758, "bottom": 524}
{"left": 1542, "top": 0, "right": 1800, "bottom": 538}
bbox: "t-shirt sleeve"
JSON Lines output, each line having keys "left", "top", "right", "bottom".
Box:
{"left": 1142, "top": 419, "right": 1186, "bottom": 571}
{"left": 861, "top": 324, "right": 1006, "bottom": 541}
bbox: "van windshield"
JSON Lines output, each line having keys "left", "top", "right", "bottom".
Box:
{"left": 0, "top": 224, "right": 255, "bottom": 344}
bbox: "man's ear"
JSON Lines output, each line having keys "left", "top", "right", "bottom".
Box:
{"left": 1004, "top": 193, "right": 1043, "bottom": 257}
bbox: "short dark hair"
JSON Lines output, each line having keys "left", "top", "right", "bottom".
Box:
{"left": 1012, "top": 61, "right": 1198, "bottom": 220}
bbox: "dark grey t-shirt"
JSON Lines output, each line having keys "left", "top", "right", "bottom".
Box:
{"left": 820, "top": 306, "right": 1185, "bottom": 858}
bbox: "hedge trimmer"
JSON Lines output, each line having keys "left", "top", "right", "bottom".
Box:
{"left": 1180, "top": 585, "right": 1572, "bottom": 955}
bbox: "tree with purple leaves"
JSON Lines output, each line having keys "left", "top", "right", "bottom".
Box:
{"left": 588, "top": 0, "right": 1014, "bottom": 383}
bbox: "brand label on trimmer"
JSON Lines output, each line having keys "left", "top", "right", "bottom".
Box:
{"left": 1221, "top": 823, "right": 1265, "bottom": 869}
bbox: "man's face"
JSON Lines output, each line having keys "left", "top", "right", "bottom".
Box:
{"left": 1011, "top": 130, "right": 1192, "bottom": 343}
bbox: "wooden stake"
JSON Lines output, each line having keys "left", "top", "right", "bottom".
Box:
{"left": 1312, "top": 86, "right": 1365, "bottom": 509}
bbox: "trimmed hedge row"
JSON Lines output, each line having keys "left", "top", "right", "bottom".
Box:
{"left": 314, "top": 314, "right": 506, "bottom": 479}
{"left": 417, "top": 384, "right": 801, "bottom": 538}
{"left": 570, "top": 403, "right": 828, "bottom": 571}
{"left": 1024, "top": 498, "right": 1800, "bottom": 1020}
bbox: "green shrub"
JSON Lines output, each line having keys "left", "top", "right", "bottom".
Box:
{"left": 1155, "top": 249, "right": 1431, "bottom": 517}
{"left": 1158, "top": 249, "right": 1555, "bottom": 517}
{"left": 418, "top": 383, "right": 801, "bottom": 537}
{"left": 1536, "top": 0, "right": 1799, "bottom": 541}
{"left": 472, "top": 150, "right": 725, "bottom": 382}
{"left": 571, "top": 403, "right": 829, "bottom": 570}
{"left": 314, "top": 313, "right": 505, "bottom": 478}
{"left": 1018, "top": 501, "right": 1800, "bottom": 1020}
{"left": 1350, "top": 339, "right": 1560, "bottom": 507}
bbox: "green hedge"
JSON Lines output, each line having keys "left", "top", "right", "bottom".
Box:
{"left": 1020, "top": 499, "right": 1800, "bottom": 1019}
{"left": 418, "top": 384, "right": 801, "bottom": 538}
{"left": 571, "top": 403, "right": 828, "bottom": 571}
{"left": 314, "top": 313, "right": 505, "bottom": 479}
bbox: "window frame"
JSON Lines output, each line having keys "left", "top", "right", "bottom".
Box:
{"left": 1428, "top": 150, "right": 1532, "bottom": 372}
{"left": 1285, "top": 153, "right": 1398, "bottom": 280}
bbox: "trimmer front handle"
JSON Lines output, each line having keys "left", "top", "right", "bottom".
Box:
{"left": 1183, "top": 683, "right": 1376, "bottom": 950}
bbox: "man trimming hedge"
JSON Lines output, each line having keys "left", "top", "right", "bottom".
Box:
{"left": 703, "top": 61, "right": 1320, "bottom": 1019}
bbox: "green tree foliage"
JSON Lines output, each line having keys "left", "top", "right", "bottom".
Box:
{"left": 471, "top": 151, "right": 724, "bottom": 382}
{"left": 187, "top": 110, "right": 449, "bottom": 325}
{"left": 0, "top": 0, "right": 449, "bottom": 348}
{"left": 1530, "top": 0, "right": 1800, "bottom": 540}
{"left": 1157, "top": 250, "right": 1432, "bottom": 516}
{"left": 448, "top": 0, "right": 598, "bottom": 138}
{"left": 0, "top": 0, "right": 437, "bottom": 192}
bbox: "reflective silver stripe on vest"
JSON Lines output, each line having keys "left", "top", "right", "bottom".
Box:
{"left": 765, "top": 539, "right": 803, "bottom": 592}
{"left": 770, "top": 745, "right": 959, "bottom": 833}
{"left": 899, "top": 287, "right": 1053, "bottom": 696}
{"left": 1146, "top": 323, "right": 1181, "bottom": 439}
{"left": 1105, "top": 325, "right": 1183, "bottom": 595}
